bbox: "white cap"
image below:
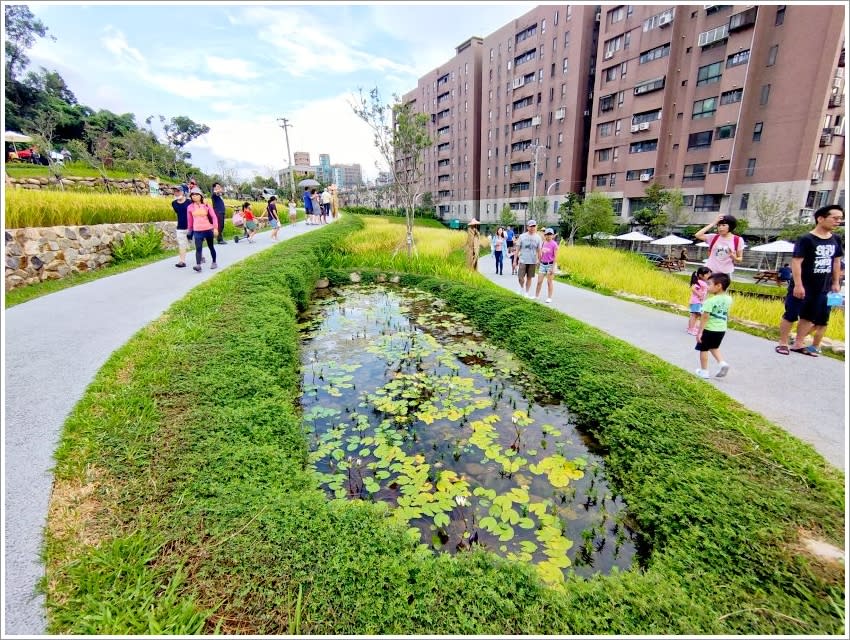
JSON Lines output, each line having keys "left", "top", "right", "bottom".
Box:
{"left": 527, "top": 219, "right": 537, "bottom": 226}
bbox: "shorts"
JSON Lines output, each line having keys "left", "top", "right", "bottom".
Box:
{"left": 245, "top": 220, "right": 258, "bottom": 231}
{"left": 506, "top": 240, "right": 514, "bottom": 249}
{"left": 783, "top": 290, "right": 830, "bottom": 326}
{"left": 269, "top": 218, "right": 279, "bottom": 229}
{"left": 695, "top": 329, "right": 725, "bottom": 351}
{"left": 689, "top": 303, "right": 703, "bottom": 314}
{"left": 518, "top": 263, "right": 537, "bottom": 279}
{"left": 539, "top": 262, "right": 555, "bottom": 275}
{"left": 175, "top": 228, "right": 189, "bottom": 250}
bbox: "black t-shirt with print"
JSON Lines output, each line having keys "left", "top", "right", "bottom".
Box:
{"left": 793, "top": 233, "right": 844, "bottom": 293}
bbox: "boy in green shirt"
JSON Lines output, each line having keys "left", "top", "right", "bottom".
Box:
{"left": 695, "top": 272, "right": 733, "bottom": 379}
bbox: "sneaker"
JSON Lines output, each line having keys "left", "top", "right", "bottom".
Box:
{"left": 193, "top": 265, "right": 202, "bottom": 272}
{"left": 175, "top": 262, "right": 186, "bottom": 268}
{"left": 545, "top": 298, "right": 552, "bottom": 303}
{"left": 694, "top": 368, "right": 710, "bottom": 379}
{"left": 210, "top": 262, "right": 218, "bottom": 270}
{"left": 716, "top": 362, "right": 730, "bottom": 378}
{"left": 217, "top": 239, "right": 227, "bottom": 244}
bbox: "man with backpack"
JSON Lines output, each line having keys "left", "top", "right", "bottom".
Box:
{"left": 695, "top": 214, "right": 745, "bottom": 274}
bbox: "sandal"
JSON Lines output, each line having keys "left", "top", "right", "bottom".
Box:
{"left": 775, "top": 345, "right": 790, "bottom": 355}
{"left": 790, "top": 346, "right": 818, "bottom": 357}
{"left": 805, "top": 345, "right": 822, "bottom": 356}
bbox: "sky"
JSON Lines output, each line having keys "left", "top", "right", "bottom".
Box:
{"left": 21, "top": 1, "right": 541, "bottom": 182}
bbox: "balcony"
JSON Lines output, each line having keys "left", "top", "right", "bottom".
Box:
{"left": 828, "top": 94, "right": 843, "bottom": 108}
{"left": 811, "top": 171, "right": 823, "bottom": 183}
{"left": 682, "top": 174, "right": 706, "bottom": 183}
{"left": 728, "top": 6, "right": 757, "bottom": 32}
{"left": 820, "top": 130, "right": 834, "bottom": 146}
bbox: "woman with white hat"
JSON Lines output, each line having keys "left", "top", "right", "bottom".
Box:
{"left": 186, "top": 187, "right": 219, "bottom": 272}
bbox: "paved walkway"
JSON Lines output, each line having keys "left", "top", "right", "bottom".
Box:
{"left": 2, "top": 221, "right": 325, "bottom": 636}
{"left": 477, "top": 260, "right": 846, "bottom": 471}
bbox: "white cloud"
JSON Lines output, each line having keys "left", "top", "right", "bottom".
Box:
{"left": 205, "top": 55, "right": 260, "bottom": 80}
{"left": 100, "top": 26, "right": 145, "bottom": 64}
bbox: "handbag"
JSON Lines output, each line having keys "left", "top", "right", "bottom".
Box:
{"left": 232, "top": 212, "right": 245, "bottom": 227}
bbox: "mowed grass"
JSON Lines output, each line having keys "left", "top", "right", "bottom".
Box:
{"left": 557, "top": 245, "right": 845, "bottom": 342}
{"left": 43, "top": 215, "right": 845, "bottom": 635}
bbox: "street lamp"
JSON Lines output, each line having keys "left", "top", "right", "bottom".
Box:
{"left": 528, "top": 143, "right": 548, "bottom": 226}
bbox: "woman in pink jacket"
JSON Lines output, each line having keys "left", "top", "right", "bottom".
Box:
{"left": 187, "top": 187, "right": 219, "bottom": 272}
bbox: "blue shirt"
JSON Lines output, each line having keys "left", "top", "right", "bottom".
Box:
{"left": 211, "top": 193, "right": 226, "bottom": 214}
{"left": 303, "top": 191, "right": 313, "bottom": 211}
{"left": 171, "top": 198, "right": 190, "bottom": 230}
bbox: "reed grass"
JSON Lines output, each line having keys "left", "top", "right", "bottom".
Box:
{"left": 558, "top": 245, "right": 845, "bottom": 342}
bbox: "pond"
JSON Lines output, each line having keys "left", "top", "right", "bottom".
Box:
{"left": 299, "top": 285, "right": 637, "bottom": 586}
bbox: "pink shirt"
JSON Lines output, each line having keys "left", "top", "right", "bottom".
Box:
{"left": 689, "top": 280, "right": 709, "bottom": 305}
{"left": 704, "top": 233, "right": 744, "bottom": 274}
{"left": 187, "top": 203, "right": 218, "bottom": 232}
{"left": 540, "top": 239, "right": 558, "bottom": 264}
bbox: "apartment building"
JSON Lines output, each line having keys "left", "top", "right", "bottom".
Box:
{"left": 402, "top": 36, "right": 485, "bottom": 220}
{"left": 479, "top": 5, "right": 598, "bottom": 224}
{"left": 587, "top": 4, "right": 846, "bottom": 228}
{"left": 278, "top": 152, "right": 363, "bottom": 190}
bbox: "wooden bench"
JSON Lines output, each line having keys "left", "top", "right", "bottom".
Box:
{"left": 658, "top": 259, "right": 683, "bottom": 272}
{"left": 754, "top": 270, "right": 783, "bottom": 285}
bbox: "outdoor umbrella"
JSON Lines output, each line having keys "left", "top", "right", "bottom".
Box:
{"left": 614, "top": 231, "right": 655, "bottom": 252}
{"left": 650, "top": 233, "right": 693, "bottom": 258}
{"left": 582, "top": 232, "right": 615, "bottom": 240}
{"left": 298, "top": 178, "right": 320, "bottom": 187}
{"left": 4, "top": 131, "right": 32, "bottom": 143}
{"left": 750, "top": 239, "right": 796, "bottom": 269}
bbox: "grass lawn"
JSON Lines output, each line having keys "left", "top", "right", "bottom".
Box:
{"left": 4, "top": 161, "right": 167, "bottom": 181}
{"left": 42, "top": 216, "right": 844, "bottom": 635}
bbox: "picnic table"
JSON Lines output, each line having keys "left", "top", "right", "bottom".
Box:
{"left": 657, "top": 258, "right": 683, "bottom": 272}
{"left": 754, "top": 270, "right": 784, "bottom": 285}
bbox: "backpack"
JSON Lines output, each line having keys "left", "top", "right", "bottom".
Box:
{"left": 232, "top": 211, "right": 245, "bottom": 227}
{"left": 709, "top": 233, "right": 741, "bottom": 253}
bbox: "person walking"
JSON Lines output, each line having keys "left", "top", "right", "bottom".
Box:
{"left": 170, "top": 185, "right": 190, "bottom": 268}
{"left": 303, "top": 186, "right": 314, "bottom": 224}
{"left": 288, "top": 199, "right": 298, "bottom": 225}
{"left": 775, "top": 204, "right": 844, "bottom": 356}
{"left": 695, "top": 214, "right": 744, "bottom": 274}
{"left": 211, "top": 182, "right": 228, "bottom": 244}
{"left": 535, "top": 228, "right": 559, "bottom": 303}
{"left": 516, "top": 219, "right": 542, "bottom": 298}
{"left": 465, "top": 219, "right": 481, "bottom": 270}
{"left": 687, "top": 266, "right": 712, "bottom": 335}
{"left": 186, "top": 187, "right": 218, "bottom": 272}
{"left": 694, "top": 272, "right": 733, "bottom": 378}
{"left": 491, "top": 226, "right": 506, "bottom": 275}
{"left": 311, "top": 188, "right": 322, "bottom": 224}
{"left": 266, "top": 196, "right": 280, "bottom": 240}
{"left": 321, "top": 187, "right": 332, "bottom": 223}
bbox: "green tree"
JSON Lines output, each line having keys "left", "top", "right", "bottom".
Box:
{"left": 749, "top": 190, "right": 799, "bottom": 243}
{"left": 572, "top": 192, "right": 616, "bottom": 245}
{"left": 26, "top": 110, "right": 64, "bottom": 189}
{"left": 556, "top": 192, "right": 582, "bottom": 244}
{"left": 4, "top": 5, "right": 53, "bottom": 81}
{"left": 352, "top": 86, "right": 432, "bottom": 257}
{"left": 499, "top": 203, "right": 517, "bottom": 227}
{"left": 663, "top": 188, "right": 686, "bottom": 234}
{"left": 528, "top": 196, "right": 548, "bottom": 228}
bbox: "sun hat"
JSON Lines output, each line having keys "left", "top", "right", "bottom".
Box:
{"left": 189, "top": 187, "right": 203, "bottom": 195}
{"left": 527, "top": 219, "right": 537, "bottom": 226}
{"left": 467, "top": 218, "right": 480, "bottom": 225}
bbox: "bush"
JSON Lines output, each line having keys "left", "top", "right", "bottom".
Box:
{"left": 342, "top": 205, "right": 437, "bottom": 219}
{"left": 111, "top": 226, "right": 165, "bottom": 263}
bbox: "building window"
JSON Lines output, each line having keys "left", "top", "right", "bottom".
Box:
{"left": 709, "top": 160, "right": 730, "bottom": 174}
{"left": 608, "top": 6, "right": 626, "bottom": 24}
{"left": 630, "top": 139, "right": 658, "bottom": 153}
{"left": 726, "top": 49, "right": 750, "bottom": 68}
{"left": 604, "top": 65, "right": 618, "bottom": 82}
{"left": 683, "top": 163, "right": 706, "bottom": 181}
{"left": 638, "top": 43, "right": 671, "bottom": 64}
{"left": 746, "top": 158, "right": 756, "bottom": 176}
{"left": 556, "top": 155, "right": 562, "bottom": 167}
{"left": 633, "top": 108, "right": 663, "bottom": 125}
{"left": 558, "top": 132, "right": 563, "bottom": 144}
{"left": 597, "top": 148, "right": 611, "bottom": 161}
{"left": 775, "top": 5, "right": 785, "bottom": 26}
{"left": 740, "top": 193, "right": 749, "bottom": 210}
{"left": 753, "top": 121, "right": 763, "bottom": 141}
{"left": 696, "top": 62, "right": 722, "bottom": 86}
{"left": 563, "top": 57, "right": 569, "bottom": 73}
{"left": 599, "top": 94, "right": 616, "bottom": 113}
{"left": 598, "top": 121, "right": 613, "bottom": 137}
{"left": 603, "top": 34, "right": 625, "bottom": 59}
{"left": 612, "top": 198, "right": 623, "bottom": 215}
{"left": 564, "top": 31, "right": 570, "bottom": 47}
{"left": 634, "top": 77, "right": 666, "bottom": 95}
{"left": 698, "top": 24, "right": 729, "bottom": 48}
{"left": 694, "top": 194, "right": 722, "bottom": 212}
{"left": 715, "top": 124, "right": 736, "bottom": 139}
{"left": 687, "top": 130, "right": 713, "bottom": 149}
{"left": 720, "top": 88, "right": 743, "bottom": 105}
{"left": 692, "top": 97, "right": 718, "bottom": 119}
{"left": 760, "top": 84, "right": 771, "bottom": 105}
{"left": 767, "top": 44, "right": 779, "bottom": 66}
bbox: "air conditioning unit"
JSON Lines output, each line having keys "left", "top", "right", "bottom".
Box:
{"left": 630, "top": 124, "right": 640, "bottom": 133}
{"left": 513, "top": 77, "right": 525, "bottom": 89}
{"left": 811, "top": 171, "right": 823, "bottom": 183}
{"left": 639, "top": 122, "right": 650, "bottom": 131}
{"left": 603, "top": 50, "right": 614, "bottom": 60}
{"left": 658, "top": 13, "right": 673, "bottom": 27}
{"left": 639, "top": 173, "right": 652, "bottom": 182}
{"left": 595, "top": 11, "right": 601, "bottom": 22}
{"left": 531, "top": 116, "right": 542, "bottom": 126}
{"left": 555, "top": 108, "right": 566, "bottom": 119}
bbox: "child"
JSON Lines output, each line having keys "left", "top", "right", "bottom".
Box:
{"left": 235, "top": 202, "right": 257, "bottom": 244}
{"left": 694, "top": 272, "right": 733, "bottom": 379}
{"left": 510, "top": 243, "right": 519, "bottom": 276}
{"left": 288, "top": 199, "right": 297, "bottom": 225}
{"left": 687, "top": 266, "right": 712, "bottom": 335}
{"left": 535, "top": 228, "right": 559, "bottom": 303}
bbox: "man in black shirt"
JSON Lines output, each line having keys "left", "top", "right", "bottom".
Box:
{"left": 171, "top": 186, "right": 190, "bottom": 267}
{"left": 211, "top": 182, "right": 227, "bottom": 244}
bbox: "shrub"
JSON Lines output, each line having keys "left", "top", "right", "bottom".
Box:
{"left": 111, "top": 226, "right": 165, "bottom": 263}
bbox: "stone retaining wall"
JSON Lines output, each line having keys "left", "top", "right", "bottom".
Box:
{"left": 7, "top": 175, "right": 178, "bottom": 194}
{"left": 5, "top": 222, "right": 178, "bottom": 290}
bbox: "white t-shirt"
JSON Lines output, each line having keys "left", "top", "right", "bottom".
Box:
{"left": 321, "top": 191, "right": 331, "bottom": 204}
{"left": 705, "top": 233, "right": 744, "bottom": 274}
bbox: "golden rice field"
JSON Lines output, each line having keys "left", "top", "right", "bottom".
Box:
{"left": 557, "top": 245, "right": 845, "bottom": 342}
{"left": 4, "top": 189, "right": 246, "bottom": 228}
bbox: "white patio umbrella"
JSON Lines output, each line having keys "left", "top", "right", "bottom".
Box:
{"left": 650, "top": 233, "right": 693, "bottom": 258}
{"left": 615, "top": 230, "right": 655, "bottom": 252}
{"left": 750, "top": 239, "right": 796, "bottom": 269}
{"left": 694, "top": 241, "right": 710, "bottom": 247}
{"left": 4, "top": 131, "right": 32, "bottom": 143}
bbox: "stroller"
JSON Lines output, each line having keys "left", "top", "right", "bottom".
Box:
{"left": 232, "top": 205, "right": 249, "bottom": 243}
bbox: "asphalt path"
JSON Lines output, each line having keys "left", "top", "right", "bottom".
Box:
{"left": 3, "top": 223, "right": 845, "bottom": 634}
{"left": 2, "top": 221, "right": 324, "bottom": 636}
{"left": 477, "top": 258, "right": 847, "bottom": 472}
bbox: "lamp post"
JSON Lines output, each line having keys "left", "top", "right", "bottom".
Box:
{"left": 529, "top": 143, "right": 547, "bottom": 226}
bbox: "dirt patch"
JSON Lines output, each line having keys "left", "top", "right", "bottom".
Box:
{"left": 789, "top": 528, "right": 845, "bottom": 585}
{"left": 47, "top": 465, "right": 114, "bottom": 548}
{"left": 115, "top": 360, "right": 134, "bottom": 385}
{"left": 799, "top": 534, "right": 844, "bottom": 564}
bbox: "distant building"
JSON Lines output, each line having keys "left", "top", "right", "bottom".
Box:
{"left": 293, "top": 151, "right": 311, "bottom": 166}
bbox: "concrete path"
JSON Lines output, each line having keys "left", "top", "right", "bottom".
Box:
{"left": 2, "top": 221, "right": 325, "bottom": 636}
{"left": 478, "top": 260, "right": 847, "bottom": 471}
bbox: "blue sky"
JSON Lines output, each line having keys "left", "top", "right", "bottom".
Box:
{"left": 25, "top": 2, "right": 538, "bottom": 181}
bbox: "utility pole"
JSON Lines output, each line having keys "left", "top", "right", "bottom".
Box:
{"left": 277, "top": 117, "right": 296, "bottom": 201}
{"left": 529, "top": 143, "right": 547, "bottom": 226}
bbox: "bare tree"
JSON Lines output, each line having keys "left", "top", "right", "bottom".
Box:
{"left": 664, "top": 188, "right": 686, "bottom": 234}
{"left": 351, "top": 87, "right": 431, "bottom": 257}
{"left": 750, "top": 189, "right": 799, "bottom": 243}
{"left": 26, "top": 110, "right": 64, "bottom": 190}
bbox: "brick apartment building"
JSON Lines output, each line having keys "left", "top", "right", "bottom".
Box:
{"left": 401, "top": 4, "right": 846, "bottom": 230}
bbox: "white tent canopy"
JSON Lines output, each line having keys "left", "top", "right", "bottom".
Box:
{"left": 4, "top": 131, "right": 32, "bottom": 143}
{"left": 615, "top": 231, "right": 654, "bottom": 242}
{"left": 749, "top": 240, "right": 795, "bottom": 253}
{"left": 650, "top": 233, "right": 693, "bottom": 246}
{"left": 582, "top": 232, "right": 616, "bottom": 240}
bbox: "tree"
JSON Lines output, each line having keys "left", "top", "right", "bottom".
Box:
{"left": 499, "top": 203, "right": 517, "bottom": 227}
{"left": 4, "top": 5, "right": 53, "bottom": 81}
{"left": 66, "top": 123, "right": 116, "bottom": 192}
{"left": 26, "top": 110, "right": 64, "bottom": 189}
{"left": 571, "top": 192, "right": 615, "bottom": 245}
{"left": 749, "top": 190, "right": 799, "bottom": 243}
{"left": 158, "top": 115, "right": 210, "bottom": 177}
{"left": 663, "top": 188, "right": 686, "bottom": 234}
{"left": 352, "top": 87, "right": 431, "bottom": 257}
{"left": 556, "top": 192, "right": 582, "bottom": 244}
{"left": 528, "top": 196, "right": 548, "bottom": 228}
